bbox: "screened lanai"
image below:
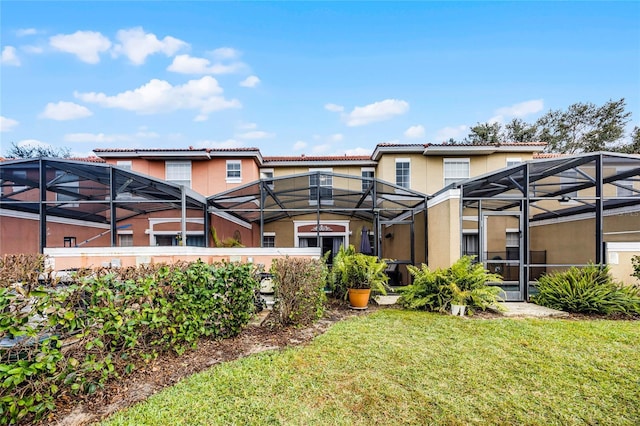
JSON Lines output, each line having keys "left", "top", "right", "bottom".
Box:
{"left": 0, "top": 158, "right": 207, "bottom": 253}
{"left": 456, "top": 152, "right": 640, "bottom": 301}
{"left": 208, "top": 171, "right": 430, "bottom": 263}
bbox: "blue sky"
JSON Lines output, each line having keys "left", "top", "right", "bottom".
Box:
{"left": 1, "top": 1, "right": 639, "bottom": 157}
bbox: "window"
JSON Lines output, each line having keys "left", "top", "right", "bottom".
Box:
{"left": 395, "top": 159, "right": 410, "bottom": 189}
{"left": 261, "top": 169, "right": 274, "bottom": 190}
{"left": 55, "top": 170, "right": 80, "bottom": 207}
{"left": 263, "top": 235, "right": 275, "bottom": 248}
{"left": 116, "top": 161, "right": 132, "bottom": 170}
{"left": 226, "top": 160, "right": 242, "bottom": 183}
{"left": 462, "top": 233, "right": 479, "bottom": 258}
{"left": 506, "top": 231, "right": 520, "bottom": 260}
{"left": 11, "top": 170, "right": 27, "bottom": 194}
{"left": 119, "top": 234, "right": 133, "bottom": 247}
{"left": 506, "top": 158, "right": 522, "bottom": 167}
{"left": 560, "top": 169, "right": 578, "bottom": 199}
{"left": 166, "top": 161, "right": 191, "bottom": 188}
{"left": 616, "top": 168, "right": 635, "bottom": 197}
{"left": 444, "top": 159, "right": 470, "bottom": 187}
{"left": 361, "top": 168, "right": 375, "bottom": 193}
{"left": 309, "top": 169, "right": 333, "bottom": 204}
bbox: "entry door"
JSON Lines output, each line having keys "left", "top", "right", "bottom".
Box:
{"left": 480, "top": 212, "right": 524, "bottom": 301}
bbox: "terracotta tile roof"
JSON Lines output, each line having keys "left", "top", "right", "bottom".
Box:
{"left": 533, "top": 152, "right": 568, "bottom": 159}
{"left": 376, "top": 143, "right": 425, "bottom": 147}
{"left": 93, "top": 147, "right": 260, "bottom": 153}
{"left": 67, "top": 156, "right": 106, "bottom": 163}
{"left": 264, "top": 155, "right": 372, "bottom": 162}
{"left": 426, "top": 142, "right": 547, "bottom": 147}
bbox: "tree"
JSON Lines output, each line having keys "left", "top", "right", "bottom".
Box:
{"left": 616, "top": 126, "right": 640, "bottom": 154}
{"left": 536, "top": 99, "right": 631, "bottom": 153}
{"left": 6, "top": 142, "right": 70, "bottom": 158}
{"left": 466, "top": 122, "right": 502, "bottom": 145}
{"left": 503, "top": 118, "right": 540, "bottom": 143}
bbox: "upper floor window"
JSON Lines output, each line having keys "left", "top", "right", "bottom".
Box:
{"left": 116, "top": 160, "right": 132, "bottom": 170}
{"left": 166, "top": 161, "right": 191, "bottom": 188}
{"left": 260, "top": 168, "right": 274, "bottom": 190}
{"left": 443, "top": 158, "right": 470, "bottom": 187}
{"left": 309, "top": 169, "right": 333, "bottom": 204}
{"left": 395, "top": 159, "right": 410, "bottom": 189}
{"left": 361, "top": 167, "right": 375, "bottom": 193}
{"left": 55, "top": 170, "right": 80, "bottom": 207}
{"left": 226, "top": 160, "right": 242, "bottom": 183}
{"left": 616, "top": 168, "right": 635, "bottom": 197}
{"left": 506, "top": 158, "right": 522, "bottom": 167}
{"left": 10, "top": 170, "right": 28, "bottom": 194}
{"left": 560, "top": 169, "right": 578, "bottom": 200}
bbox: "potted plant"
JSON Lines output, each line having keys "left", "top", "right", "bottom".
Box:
{"left": 332, "top": 245, "right": 389, "bottom": 309}
{"left": 448, "top": 282, "right": 470, "bottom": 316}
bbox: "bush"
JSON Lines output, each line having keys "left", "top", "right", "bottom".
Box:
{"left": 0, "top": 260, "right": 258, "bottom": 425}
{"left": 328, "top": 245, "right": 389, "bottom": 300}
{"left": 270, "top": 257, "right": 326, "bottom": 327}
{"left": 399, "top": 256, "right": 503, "bottom": 314}
{"left": 532, "top": 264, "right": 640, "bottom": 315}
{"left": 632, "top": 255, "right": 640, "bottom": 281}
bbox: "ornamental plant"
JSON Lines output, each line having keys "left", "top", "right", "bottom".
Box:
{"left": 399, "top": 256, "right": 503, "bottom": 313}
{"left": 330, "top": 245, "right": 389, "bottom": 298}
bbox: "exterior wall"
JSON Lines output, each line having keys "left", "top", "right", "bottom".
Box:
{"left": 44, "top": 246, "right": 322, "bottom": 271}
{"left": 606, "top": 243, "right": 640, "bottom": 285}
{"left": 426, "top": 194, "right": 460, "bottom": 269}
{"left": 529, "top": 212, "right": 640, "bottom": 268}
{"left": 376, "top": 153, "right": 426, "bottom": 192}
{"left": 270, "top": 164, "right": 366, "bottom": 178}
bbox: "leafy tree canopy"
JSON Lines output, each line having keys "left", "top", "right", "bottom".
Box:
{"left": 5, "top": 142, "right": 71, "bottom": 158}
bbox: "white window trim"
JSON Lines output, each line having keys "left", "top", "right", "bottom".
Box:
{"left": 165, "top": 160, "right": 192, "bottom": 188}
{"left": 395, "top": 158, "right": 411, "bottom": 189}
{"left": 293, "top": 220, "right": 350, "bottom": 248}
{"left": 443, "top": 158, "right": 470, "bottom": 187}
{"left": 116, "top": 160, "right": 132, "bottom": 170}
{"left": 308, "top": 168, "right": 334, "bottom": 205}
{"left": 226, "top": 160, "right": 242, "bottom": 183}
{"left": 506, "top": 157, "right": 522, "bottom": 167}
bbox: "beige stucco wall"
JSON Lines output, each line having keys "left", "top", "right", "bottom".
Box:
{"left": 606, "top": 243, "right": 640, "bottom": 285}
{"left": 427, "top": 195, "right": 460, "bottom": 269}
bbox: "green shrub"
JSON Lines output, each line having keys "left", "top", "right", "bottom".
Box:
{"left": 270, "top": 257, "right": 326, "bottom": 327}
{"left": 399, "top": 256, "right": 503, "bottom": 313}
{"left": 532, "top": 264, "right": 640, "bottom": 315}
{"left": 632, "top": 255, "right": 640, "bottom": 281}
{"left": 328, "top": 245, "right": 389, "bottom": 300}
{"left": 0, "top": 260, "right": 258, "bottom": 425}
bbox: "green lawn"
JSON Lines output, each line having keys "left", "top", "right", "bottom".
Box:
{"left": 103, "top": 310, "right": 640, "bottom": 425}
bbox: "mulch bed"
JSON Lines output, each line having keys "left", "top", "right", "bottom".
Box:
{"left": 47, "top": 301, "right": 372, "bottom": 426}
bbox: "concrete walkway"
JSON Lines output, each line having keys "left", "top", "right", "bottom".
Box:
{"left": 498, "top": 302, "right": 569, "bottom": 318}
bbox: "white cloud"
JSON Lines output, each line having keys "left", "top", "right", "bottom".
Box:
{"left": 1, "top": 46, "right": 21, "bottom": 66}
{"left": 15, "top": 139, "right": 52, "bottom": 149}
{"left": 16, "top": 28, "right": 38, "bottom": 37}
{"left": 239, "top": 75, "right": 260, "bottom": 88}
{"left": 64, "top": 131, "right": 159, "bottom": 143}
{"left": 49, "top": 31, "right": 111, "bottom": 64}
{"left": 113, "top": 27, "right": 188, "bottom": 65}
{"left": 434, "top": 125, "right": 468, "bottom": 142}
{"left": 0, "top": 116, "right": 19, "bottom": 132}
{"left": 22, "top": 45, "right": 44, "bottom": 54}
{"left": 75, "top": 76, "right": 241, "bottom": 115}
{"left": 311, "top": 144, "right": 332, "bottom": 154}
{"left": 193, "top": 114, "right": 209, "bottom": 122}
{"left": 292, "top": 140, "right": 307, "bottom": 151}
{"left": 329, "top": 133, "right": 344, "bottom": 142}
{"left": 236, "top": 130, "right": 274, "bottom": 140}
{"left": 196, "top": 139, "right": 244, "bottom": 149}
{"left": 237, "top": 122, "right": 257, "bottom": 130}
{"left": 342, "top": 147, "right": 371, "bottom": 156}
{"left": 324, "top": 103, "right": 344, "bottom": 113}
{"left": 167, "top": 54, "right": 246, "bottom": 75}
{"left": 404, "top": 124, "right": 425, "bottom": 139}
{"left": 490, "top": 99, "right": 544, "bottom": 123}
{"left": 345, "top": 99, "right": 409, "bottom": 127}
{"left": 210, "top": 47, "right": 241, "bottom": 60}
{"left": 40, "top": 101, "right": 93, "bottom": 121}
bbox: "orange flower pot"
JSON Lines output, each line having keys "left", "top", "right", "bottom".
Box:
{"left": 348, "top": 288, "right": 371, "bottom": 309}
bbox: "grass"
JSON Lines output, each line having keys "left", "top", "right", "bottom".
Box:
{"left": 103, "top": 310, "right": 640, "bottom": 425}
